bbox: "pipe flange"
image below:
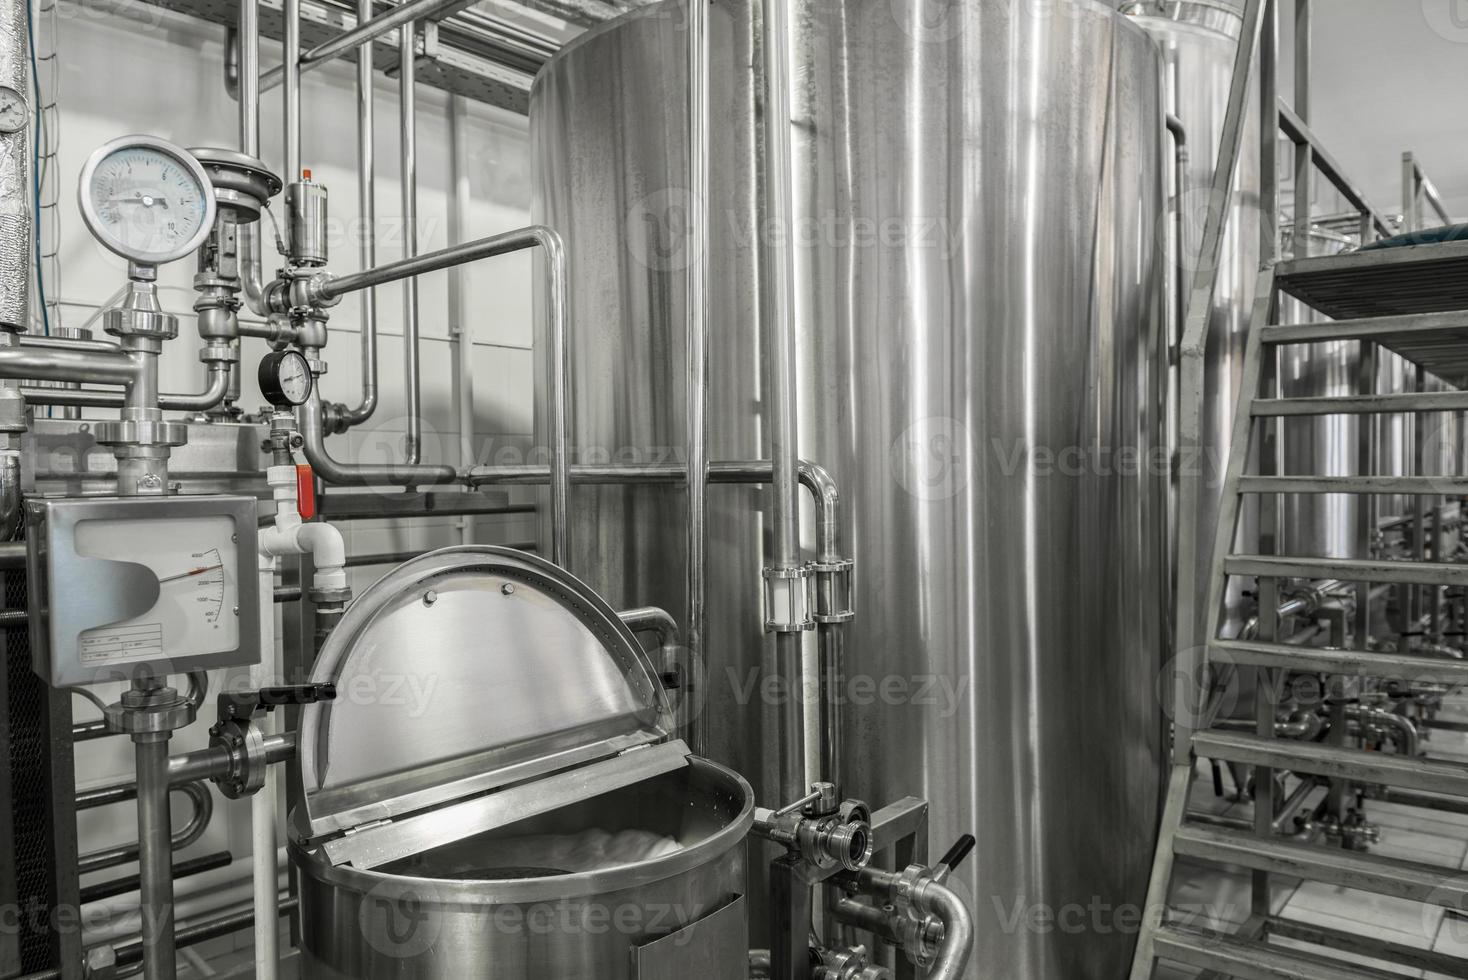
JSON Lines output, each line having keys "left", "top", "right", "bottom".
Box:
{"left": 320, "top": 400, "right": 350, "bottom": 436}
{"left": 103, "top": 691, "right": 197, "bottom": 737}
{"left": 95, "top": 420, "right": 190, "bottom": 448}
{"left": 189, "top": 147, "right": 283, "bottom": 222}
{"left": 208, "top": 717, "right": 267, "bottom": 800}
{"left": 200, "top": 343, "right": 239, "bottom": 365}
{"left": 308, "top": 586, "right": 353, "bottom": 608}
{"left": 810, "top": 557, "right": 855, "bottom": 623}
{"left": 102, "top": 306, "right": 178, "bottom": 341}
{"left": 289, "top": 271, "right": 341, "bottom": 310}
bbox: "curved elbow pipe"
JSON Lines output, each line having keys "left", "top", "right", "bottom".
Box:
{"left": 21, "top": 363, "right": 231, "bottom": 411}
{"left": 297, "top": 388, "right": 458, "bottom": 487}
{"left": 916, "top": 877, "right": 975, "bottom": 980}
{"left": 797, "top": 460, "right": 841, "bottom": 563}
{"left": 238, "top": 222, "right": 273, "bottom": 317}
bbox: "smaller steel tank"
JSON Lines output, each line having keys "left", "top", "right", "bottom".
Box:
{"left": 289, "top": 547, "right": 754, "bottom": 979}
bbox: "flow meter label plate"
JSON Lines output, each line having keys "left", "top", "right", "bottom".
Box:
{"left": 26, "top": 495, "right": 260, "bottom": 687}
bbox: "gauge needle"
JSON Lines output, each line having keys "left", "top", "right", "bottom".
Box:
{"left": 157, "top": 564, "right": 224, "bottom": 584}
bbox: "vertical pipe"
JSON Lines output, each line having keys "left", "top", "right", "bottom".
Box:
{"left": 760, "top": 0, "right": 805, "bottom": 809}
{"left": 350, "top": 0, "right": 379, "bottom": 426}
{"left": 283, "top": 0, "right": 300, "bottom": 184}
{"left": 0, "top": 0, "right": 32, "bottom": 334}
{"left": 685, "top": 0, "right": 709, "bottom": 758}
{"left": 1290, "top": 0, "right": 1311, "bottom": 260}
{"left": 135, "top": 731, "right": 177, "bottom": 980}
{"left": 1259, "top": 0, "right": 1279, "bottom": 266}
{"left": 399, "top": 23, "right": 422, "bottom": 464}
{"left": 238, "top": 0, "right": 260, "bottom": 155}
{"left": 449, "top": 95, "right": 474, "bottom": 543}
{"left": 251, "top": 563, "right": 279, "bottom": 980}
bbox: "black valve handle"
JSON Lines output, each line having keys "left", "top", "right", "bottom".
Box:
{"left": 935, "top": 833, "right": 976, "bottom": 878}
{"left": 218, "top": 683, "right": 338, "bottom": 722}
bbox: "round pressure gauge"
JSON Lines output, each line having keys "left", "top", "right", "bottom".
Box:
{"left": 259, "top": 350, "right": 314, "bottom": 408}
{"left": 0, "top": 86, "right": 27, "bottom": 134}
{"left": 78, "top": 135, "right": 217, "bottom": 266}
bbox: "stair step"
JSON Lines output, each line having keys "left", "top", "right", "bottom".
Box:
{"left": 1262, "top": 309, "right": 1468, "bottom": 346}
{"left": 1276, "top": 239, "right": 1468, "bottom": 325}
{"left": 1238, "top": 475, "right": 1468, "bottom": 494}
{"left": 1252, "top": 391, "right": 1468, "bottom": 416}
{"left": 1153, "top": 924, "right": 1415, "bottom": 980}
{"left": 1192, "top": 730, "right": 1468, "bottom": 797}
{"left": 1173, "top": 824, "right": 1468, "bottom": 906}
{"left": 1224, "top": 554, "right": 1467, "bottom": 586}
{"left": 1210, "top": 638, "right": 1468, "bottom": 684}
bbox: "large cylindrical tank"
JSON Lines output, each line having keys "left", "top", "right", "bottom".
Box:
{"left": 531, "top": 2, "right": 1167, "bottom": 977}
{"left": 1119, "top": 0, "right": 1259, "bottom": 640}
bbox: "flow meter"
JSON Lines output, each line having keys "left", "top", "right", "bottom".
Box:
{"left": 79, "top": 135, "right": 217, "bottom": 267}
{"left": 26, "top": 495, "right": 261, "bottom": 687}
{"left": 259, "top": 350, "right": 314, "bottom": 408}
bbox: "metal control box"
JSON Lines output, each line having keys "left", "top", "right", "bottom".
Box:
{"left": 26, "top": 495, "right": 261, "bottom": 687}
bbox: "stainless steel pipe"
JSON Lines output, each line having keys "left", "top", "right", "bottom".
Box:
{"left": 77, "top": 781, "right": 213, "bottom": 875}
{"left": 239, "top": 0, "right": 260, "bottom": 154}
{"left": 758, "top": 0, "right": 806, "bottom": 824}
{"left": 684, "top": 0, "right": 710, "bottom": 766}
{"left": 283, "top": 0, "right": 301, "bottom": 184}
{"left": 134, "top": 734, "right": 177, "bottom": 980}
{"left": 317, "top": 226, "right": 572, "bottom": 561}
{"left": 336, "top": 0, "right": 379, "bottom": 429}
{"left": 0, "top": 344, "right": 140, "bottom": 385}
{"left": 259, "top": 0, "right": 468, "bottom": 90}
{"left": 297, "top": 384, "right": 459, "bottom": 486}
{"left": 22, "top": 363, "right": 230, "bottom": 410}
{"left": 399, "top": 21, "right": 421, "bottom": 462}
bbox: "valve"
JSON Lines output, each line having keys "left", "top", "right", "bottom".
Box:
{"left": 209, "top": 683, "right": 336, "bottom": 799}
{"left": 754, "top": 782, "right": 873, "bottom": 873}
{"left": 814, "top": 945, "right": 890, "bottom": 980}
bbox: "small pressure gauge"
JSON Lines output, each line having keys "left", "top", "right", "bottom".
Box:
{"left": 0, "top": 86, "right": 27, "bottom": 134}
{"left": 79, "top": 135, "right": 217, "bottom": 267}
{"left": 259, "top": 350, "right": 314, "bottom": 407}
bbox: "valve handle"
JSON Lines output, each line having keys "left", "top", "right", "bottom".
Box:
{"left": 296, "top": 464, "right": 317, "bottom": 520}
{"left": 217, "top": 683, "right": 337, "bottom": 723}
{"left": 934, "top": 833, "right": 976, "bottom": 882}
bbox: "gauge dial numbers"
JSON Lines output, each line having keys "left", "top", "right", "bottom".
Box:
{"left": 0, "top": 86, "right": 28, "bottom": 135}
{"left": 73, "top": 515, "right": 241, "bottom": 667}
{"left": 259, "top": 350, "right": 315, "bottom": 408}
{"left": 78, "top": 136, "right": 217, "bottom": 266}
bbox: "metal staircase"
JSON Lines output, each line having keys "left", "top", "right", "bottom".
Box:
{"left": 1130, "top": 1, "right": 1468, "bottom": 977}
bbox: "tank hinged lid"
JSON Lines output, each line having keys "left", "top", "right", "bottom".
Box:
{"left": 296, "top": 546, "right": 677, "bottom": 855}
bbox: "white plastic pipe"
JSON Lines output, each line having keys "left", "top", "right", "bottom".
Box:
{"left": 252, "top": 559, "right": 279, "bottom": 980}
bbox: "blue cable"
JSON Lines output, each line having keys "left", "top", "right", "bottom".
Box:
{"left": 25, "top": 0, "right": 50, "bottom": 336}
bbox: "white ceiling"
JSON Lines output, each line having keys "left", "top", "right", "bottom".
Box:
{"left": 1279, "top": 1, "right": 1468, "bottom": 222}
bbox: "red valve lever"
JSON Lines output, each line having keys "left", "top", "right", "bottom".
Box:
{"left": 296, "top": 465, "right": 317, "bottom": 520}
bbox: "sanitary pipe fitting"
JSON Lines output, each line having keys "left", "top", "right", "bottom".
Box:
{"left": 764, "top": 564, "right": 815, "bottom": 633}
{"left": 810, "top": 557, "right": 855, "bottom": 623}
{"left": 754, "top": 786, "right": 873, "bottom": 874}
{"left": 814, "top": 946, "right": 890, "bottom": 980}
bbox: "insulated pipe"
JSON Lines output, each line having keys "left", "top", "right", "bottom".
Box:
{"left": 0, "top": 0, "right": 30, "bottom": 333}
{"left": 314, "top": 227, "right": 572, "bottom": 562}
{"left": 399, "top": 21, "right": 421, "bottom": 463}
{"left": 335, "top": 0, "right": 379, "bottom": 429}
{"left": 21, "top": 363, "right": 231, "bottom": 410}
{"left": 685, "top": 0, "right": 710, "bottom": 762}
{"left": 759, "top": 0, "right": 807, "bottom": 823}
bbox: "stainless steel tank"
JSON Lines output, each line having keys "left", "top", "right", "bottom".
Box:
{"left": 289, "top": 547, "right": 755, "bottom": 979}
{"left": 531, "top": 2, "right": 1167, "bottom": 976}
{"left": 1119, "top": 0, "right": 1260, "bottom": 639}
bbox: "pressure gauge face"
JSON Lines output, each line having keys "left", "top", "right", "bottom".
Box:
{"left": 73, "top": 515, "right": 241, "bottom": 668}
{"left": 78, "top": 135, "right": 217, "bottom": 266}
{"left": 0, "top": 86, "right": 27, "bottom": 134}
{"left": 259, "top": 350, "right": 314, "bottom": 407}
